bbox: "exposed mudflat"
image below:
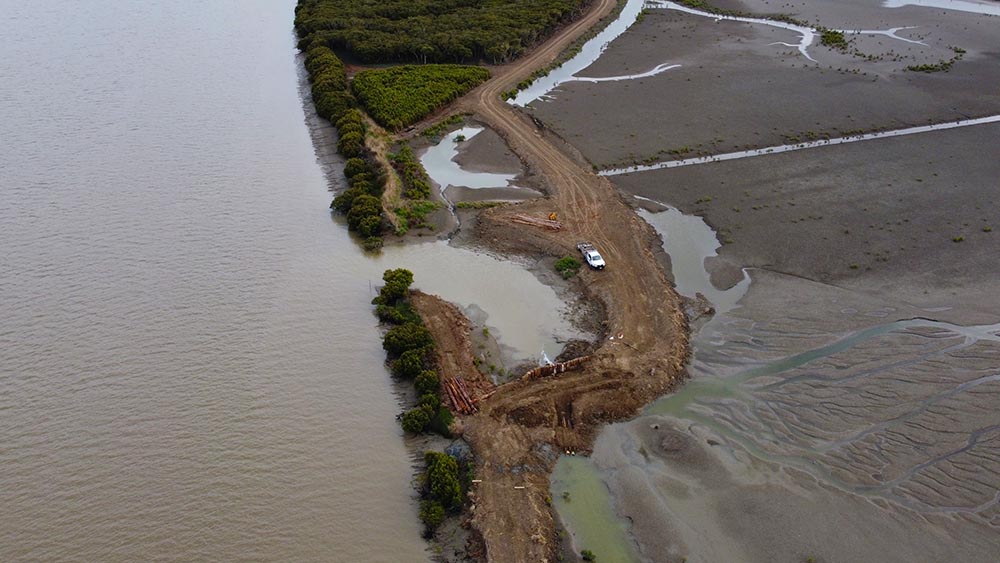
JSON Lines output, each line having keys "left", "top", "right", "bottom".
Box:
{"left": 614, "top": 122, "right": 1000, "bottom": 322}
{"left": 574, "top": 270, "right": 1000, "bottom": 562}
{"left": 529, "top": 2, "right": 1000, "bottom": 169}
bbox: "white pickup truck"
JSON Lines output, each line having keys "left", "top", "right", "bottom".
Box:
{"left": 577, "top": 242, "right": 606, "bottom": 270}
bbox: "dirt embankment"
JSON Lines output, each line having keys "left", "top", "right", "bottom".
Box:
{"left": 396, "top": 1, "right": 694, "bottom": 561}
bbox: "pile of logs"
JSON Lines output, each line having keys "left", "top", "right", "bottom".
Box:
{"left": 511, "top": 214, "right": 562, "bottom": 231}
{"left": 444, "top": 377, "right": 478, "bottom": 414}
{"left": 522, "top": 355, "right": 592, "bottom": 380}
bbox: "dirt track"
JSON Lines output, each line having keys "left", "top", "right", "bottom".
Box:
{"left": 405, "top": 1, "right": 695, "bottom": 561}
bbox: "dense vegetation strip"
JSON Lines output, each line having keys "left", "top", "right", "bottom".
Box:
{"left": 352, "top": 65, "right": 490, "bottom": 131}
{"left": 294, "top": 0, "right": 589, "bottom": 64}
{"left": 328, "top": 110, "right": 386, "bottom": 250}
{"left": 373, "top": 269, "right": 453, "bottom": 436}
{"left": 303, "top": 44, "right": 387, "bottom": 249}
{"left": 372, "top": 270, "right": 472, "bottom": 536}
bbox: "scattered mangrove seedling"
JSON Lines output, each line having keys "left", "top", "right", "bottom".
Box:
{"left": 455, "top": 200, "right": 503, "bottom": 209}
{"left": 983, "top": 226, "right": 992, "bottom": 232}
{"left": 952, "top": 236, "right": 965, "bottom": 243}
{"left": 454, "top": 134, "right": 466, "bottom": 143}
{"left": 352, "top": 65, "right": 490, "bottom": 131}
{"left": 907, "top": 47, "right": 965, "bottom": 73}
{"left": 554, "top": 256, "right": 582, "bottom": 279}
{"left": 422, "top": 114, "right": 466, "bottom": 139}
{"left": 581, "top": 549, "right": 597, "bottom": 561}
{"left": 818, "top": 27, "right": 848, "bottom": 50}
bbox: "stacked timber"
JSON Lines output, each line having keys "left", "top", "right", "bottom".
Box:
{"left": 521, "top": 355, "right": 592, "bottom": 380}
{"left": 511, "top": 214, "right": 562, "bottom": 231}
{"left": 444, "top": 377, "right": 478, "bottom": 414}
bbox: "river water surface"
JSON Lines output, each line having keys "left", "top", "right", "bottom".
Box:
{"left": 0, "top": 1, "right": 581, "bottom": 560}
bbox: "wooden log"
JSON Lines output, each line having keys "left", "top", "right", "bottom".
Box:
{"left": 521, "top": 355, "right": 592, "bottom": 380}
{"left": 511, "top": 214, "right": 562, "bottom": 231}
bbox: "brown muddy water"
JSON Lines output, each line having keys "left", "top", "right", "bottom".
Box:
{"left": 0, "top": 1, "right": 579, "bottom": 560}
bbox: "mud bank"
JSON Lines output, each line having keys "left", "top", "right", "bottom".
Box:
{"left": 556, "top": 269, "right": 1000, "bottom": 562}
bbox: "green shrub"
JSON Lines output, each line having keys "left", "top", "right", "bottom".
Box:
{"left": 383, "top": 322, "right": 434, "bottom": 356}
{"left": 337, "top": 131, "right": 365, "bottom": 158}
{"left": 401, "top": 407, "right": 431, "bottom": 433}
{"left": 419, "top": 500, "right": 446, "bottom": 535}
{"left": 343, "top": 157, "right": 369, "bottom": 178}
{"left": 427, "top": 406, "right": 453, "bottom": 437}
{"left": 581, "top": 549, "right": 596, "bottom": 561}
{"left": 392, "top": 348, "right": 427, "bottom": 378}
{"left": 554, "top": 256, "right": 581, "bottom": 279}
{"left": 414, "top": 370, "right": 440, "bottom": 396}
{"left": 424, "top": 451, "right": 462, "bottom": 510}
{"left": 352, "top": 65, "right": 490, "bottom": 130}
{"left": 819, "top": 28, "right": 847, "bottom": 50}
{"left": 418, "top": 393, "right": 441, "bottom": 411}
{"left": 374, "top": 268, "right": 413, "bottom": 304}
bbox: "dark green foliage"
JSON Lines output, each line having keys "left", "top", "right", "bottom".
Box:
{"left": 352, "top": 65, "right": 490, "bottom": 131}
{"left": 337, "top": 131, "right": 365, "bottom": 158}
{"left": 357, "top": 215, "right": 382, "bottom": 238}
{"left": 303, "top": 46, "right": 352, "bottom": 123}
{"left": 418, "top": 393, "right": 440, "bottom": 411}
{"left": 346, "top": 194, "right": 381, "bottom": 231}
{"left": 581, "top": 549, "right": 596, "bottom": 561}
{"left": 554, "top": 256, "right": 582, "bottom": 279}
{"left": 427, "top": 406, "right": 453, "bottom": 437}
{"left": 294, "top": 0, "right": 588, "bottom": 64}
{"left": 419, "top": 500, "right": 446, "bottom": 535}
{"left": 376, "top": 268, "right": 414, "bottom": 305}
{"left": 414, "top": 370, "right": 440, "bottom": 396}
{"left": 383, "top": 322, "right": 434, "bottom": 356}
{"left": 819, "top": 28, "right": 848, "bottom": 50}
{"left": 373, "top": 269, "right": 421, "bottom": 323}
{"left": 375, "top": 301, "right": 420, "bottom": 324}
{"left": 343, "top": 157, "right": 369, "bottom": 178}
{"left": 331, "top": 187, "right": 363, "bottom": 212}
{"left": 424, "top": 452, "right": 462, "bottom": 511}
{"left": 392, "top": 347, "right": 428, "bottom": 378}
{"left": 303, "top": 45, "right": 386, "bottom": 245}
{"left": 402, "top": 407, "right": 432, "bottom": 433}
